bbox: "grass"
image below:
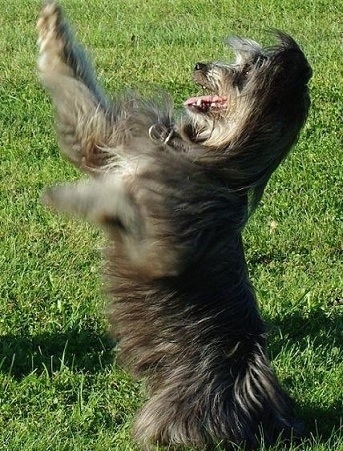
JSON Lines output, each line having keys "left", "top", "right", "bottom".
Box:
{"left": 0, "top": 0, "right": 342, "bottom": 449}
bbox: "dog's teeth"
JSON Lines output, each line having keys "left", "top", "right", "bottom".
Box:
{"left": 196, "top": 98, "right": 202, "bottom": 106}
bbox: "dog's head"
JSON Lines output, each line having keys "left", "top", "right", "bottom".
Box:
{"left": 183, "top": 31, "right": 312, "bottom": 149}
{"left": 180, "top": 31, "right": 312, "bottom": 209}
{"left": 184, "top": 37, "right": 265, "bottom": 115}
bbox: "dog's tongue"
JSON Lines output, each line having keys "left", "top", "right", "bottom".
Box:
{"left": 184, "top": 95, "right": 227, "bottom": 111}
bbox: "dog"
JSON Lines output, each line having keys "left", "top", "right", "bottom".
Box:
{"left": 37, "top": 1, "right": 312, "bottom": 449}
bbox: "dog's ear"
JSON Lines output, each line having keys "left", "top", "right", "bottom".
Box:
{"left": 225, "top": 36, "right": 264, "bottom": 65}
{"left": 42, "top": 179, "right": 142, "bottom": 236}
{"left": 270, "top": 31, "right": 313, "bottom": 86}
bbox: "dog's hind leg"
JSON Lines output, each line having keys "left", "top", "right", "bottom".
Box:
{"left": 37, "top": 1, "right": 113, "bottom": 173}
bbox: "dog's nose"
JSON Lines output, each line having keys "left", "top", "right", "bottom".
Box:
{"left": 194, "top": 62, "right": 207, "bottom": 71}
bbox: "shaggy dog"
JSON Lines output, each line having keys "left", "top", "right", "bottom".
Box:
{"left": 37, "top": 1, "right": 312, "bottom": 449}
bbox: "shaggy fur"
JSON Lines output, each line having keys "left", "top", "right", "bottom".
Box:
{"left": 37, "top": 1, "right": 312, "bottom": 449}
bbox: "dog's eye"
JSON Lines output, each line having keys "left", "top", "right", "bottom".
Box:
{"left": 240, "top": 64, "right": 251, "bottom": 76}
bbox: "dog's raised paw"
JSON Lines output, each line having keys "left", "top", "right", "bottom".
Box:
{"left": 37, "top": 1, "right": 74, "bottom": 76}
{"left": 37, "top": 1, "right": 62, "bottom": 45}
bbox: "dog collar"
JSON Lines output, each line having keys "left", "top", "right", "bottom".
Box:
{"left": 148, "top": 123, "right": 175, "bottom": 145}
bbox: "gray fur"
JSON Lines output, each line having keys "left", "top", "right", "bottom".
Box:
{"left": 37, "top": 1, "right": 312, "bottom": 449}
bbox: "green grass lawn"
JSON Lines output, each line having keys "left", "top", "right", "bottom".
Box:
{"left": 0, "top": 0, "right": 342, "bottom": 449}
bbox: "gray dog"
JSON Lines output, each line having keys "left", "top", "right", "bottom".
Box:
{"left": 37, "top": 1, "right": 312, "bottom": 449}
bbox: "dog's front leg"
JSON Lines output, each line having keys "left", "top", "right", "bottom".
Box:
{"left": 43, "top": 177, "right": 142, "bottom": 237}
{"left": 37, "top": 2, "right": 116, "bottom": 174}
{"left": 43, "top": 177, "right": 180, "bottom": 278}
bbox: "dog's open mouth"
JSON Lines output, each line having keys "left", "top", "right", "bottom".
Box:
{"left": 184, "top": 95, "right": 228, "bottom": 113}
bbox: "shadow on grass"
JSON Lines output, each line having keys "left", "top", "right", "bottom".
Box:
{"left": 267, "top": 307, "right": 342, "bottom": 350}
{"left": 300, "top": 402, "right": 343, "bottom": 447}
{"left": 266, "top": 307, "right": 343, "bottom": 445}
{"left": 0, "top": 327, "right": 116, "bottom": 379}
{"left": 0, "top": 308, "right": 341, "bottom": 447}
